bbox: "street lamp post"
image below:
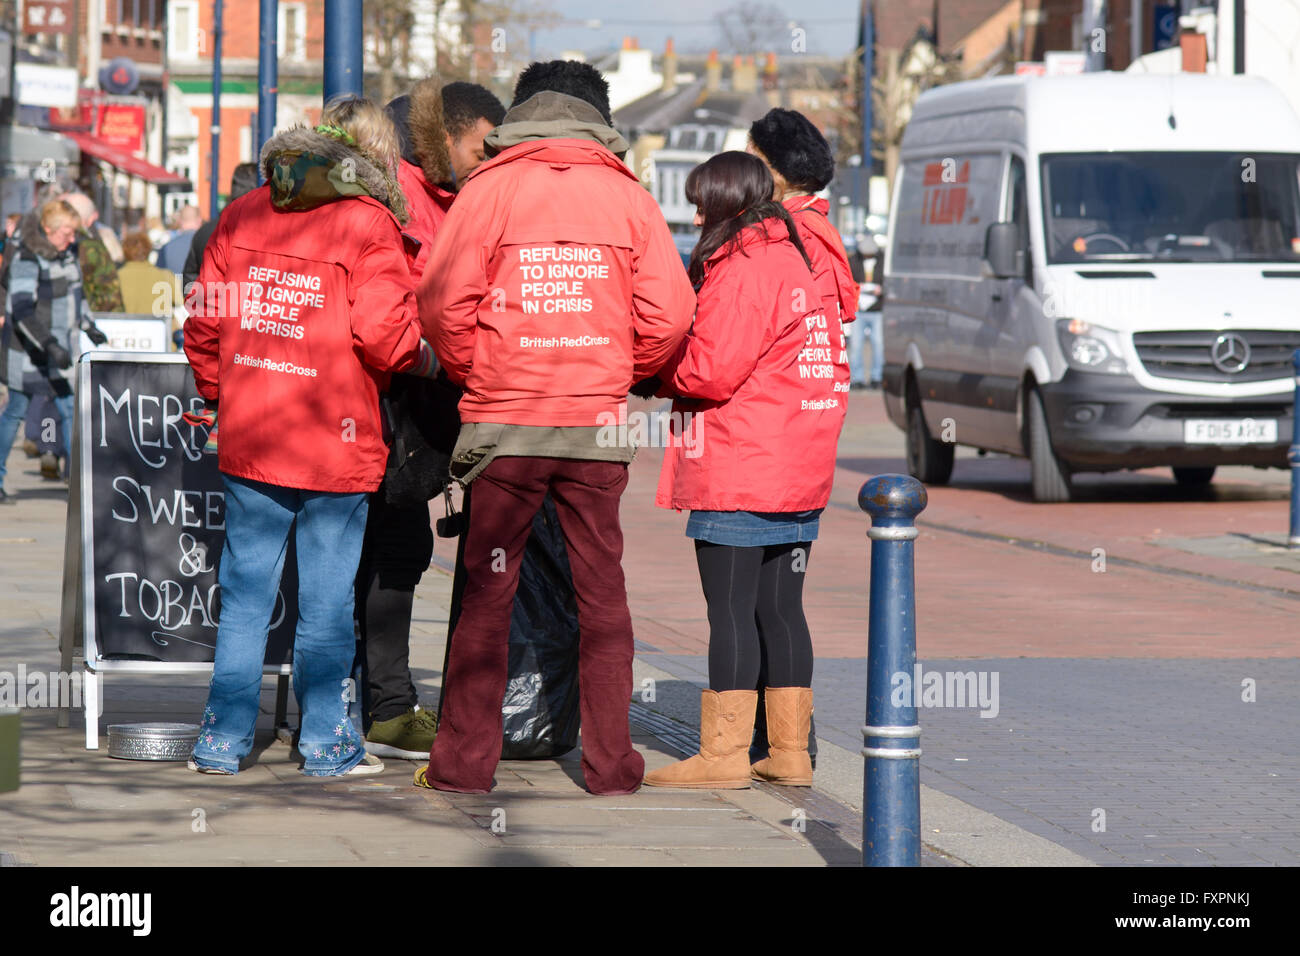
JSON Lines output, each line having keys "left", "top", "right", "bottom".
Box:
{"left": 257, "top": 0, "right": 276, "bottom": 175}
{"left": 323, "top": 0, "right": 363, "bottom": 101}
{"left": 209, "top": 0, "right": 223, "bottom": 216}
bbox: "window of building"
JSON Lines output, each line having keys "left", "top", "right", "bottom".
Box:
{"left": 169, "top": 0, "right": 200, "bottom": 60}
{"left": 279, "top": 4, "right": 307, "bottom": 62}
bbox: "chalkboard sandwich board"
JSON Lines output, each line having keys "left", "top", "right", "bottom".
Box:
{"left": 59, "top": 352, "right": 299, "bottom": 747}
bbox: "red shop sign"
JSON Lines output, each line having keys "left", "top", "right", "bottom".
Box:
{"left": 97, "top": 104, "right": 147, "bottom": 152}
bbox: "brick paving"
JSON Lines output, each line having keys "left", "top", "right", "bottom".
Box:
{"left": 625, "top": 392, "right": 1300, "bottom": 866}
{"left": 5, "top": 388, "right": 1298, "bottom": 866}
{"left": 639, "top": 652, "right": 1300, "bottom": 866}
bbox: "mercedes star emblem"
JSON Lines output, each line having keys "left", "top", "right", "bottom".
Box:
{"left": 1211, "top": 333, "right": 1250, "bottom": 374}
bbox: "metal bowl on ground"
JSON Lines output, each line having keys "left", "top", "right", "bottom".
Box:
{"left": 106, "top": 723, "right": 201, "bottom": 761}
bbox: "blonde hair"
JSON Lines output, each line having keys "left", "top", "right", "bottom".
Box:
{"left": 320, "top": 94, "right": 400, "bottom": 177}
{"left": 40, "top": 198, "right": 81, "bottom": 232}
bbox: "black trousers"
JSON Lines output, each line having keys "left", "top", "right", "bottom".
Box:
{"left": 692, "top": 540, "right": 819, "bottom": 764}
{"left": 354, "top": 491, "right": 434, "bottom": 728}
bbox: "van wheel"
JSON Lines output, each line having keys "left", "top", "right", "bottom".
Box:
{"left": 1028, "top": 387, "right": 1072, "bottom": 503}
{"left": 906, "top": 399, "right": 954, "bottom": 485}
{"left": 1172, "top": 466, "right": 1216, "bottom": 487}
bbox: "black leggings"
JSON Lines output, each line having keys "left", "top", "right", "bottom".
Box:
{"left": 695, "top": 541, "right": 814, "bottom": 692}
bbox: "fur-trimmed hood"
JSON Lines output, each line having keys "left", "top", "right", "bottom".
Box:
{"left": 407, "top": 78, "right": 452, "bottom": 188}
{"left": 17, "top": 210, "right": 66, "bottom": 261}
{"left": 259, "top": 125, "right": 409, "bottom": 225}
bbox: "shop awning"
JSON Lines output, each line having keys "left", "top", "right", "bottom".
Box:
{"left": 65, "top": 131, "right": 192, "bottom": 190}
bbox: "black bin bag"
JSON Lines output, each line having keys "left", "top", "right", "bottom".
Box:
{"left": 442, "top": 486, "right": 581, "bottom": 759}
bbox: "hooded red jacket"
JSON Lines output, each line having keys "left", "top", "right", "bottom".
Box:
{"left": 417, "top": 138, "right": 695, "bottom": 426}
{"left": 785, "top": 195, "right": 859, "bottom": 321}
{"left": 786, "top": 195, "right": 856, "bottom": 397}
{"left": 397, "top": 159, "right": 455, "bottom": 277}
{"left": 184, "top": 186, "right": 423, "bottom": 493}
{"left": 655, "top": 219, "right": 848, "bottom": 512}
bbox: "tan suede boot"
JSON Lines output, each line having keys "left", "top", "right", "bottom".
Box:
{"left": 750, "top": 687, "right": 813, "bottom": 786}
{"left": 642, "top": 690, "right": 757, "bottom": 789}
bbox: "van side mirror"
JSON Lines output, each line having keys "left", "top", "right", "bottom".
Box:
{"left": 985, "top": 222, "right": 1024, "bottom": 279}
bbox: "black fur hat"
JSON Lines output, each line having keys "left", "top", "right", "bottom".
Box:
{"left": 512, "top": 60, "right": 612, "bottom": 125}
{"left": 748, "top": 108, "right": 835, "bottom": 192}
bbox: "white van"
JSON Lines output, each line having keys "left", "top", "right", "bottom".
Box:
{"left": 882, "top": 73, "right": 1300, "bottom": 501}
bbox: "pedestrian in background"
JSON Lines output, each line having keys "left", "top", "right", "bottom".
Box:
{"left": 157, "top": 210, "right": 199, "bottom": 272}
{"left": 849, "top": 232, "right": 883, "bottom": 389}
{"left": 414, "top": 60, "right": 694, "bottom": 795}
{"left": 117, "top": 231, "right": 181, "bottom": 317}
{"left": 0, "top": 213, "right": 20, "bottom": 255}
{"left": 643, "top": 152, "right": 846, "bottom": 790}
{"left": 146, "top": 215, "right": 169, "bottom": 258}
{"left": 63, "top": 193, "right": 125, "bottom": 314}
{"left": 0, "top": 199, "right": 108, "bottom": 502}
{"left": 182, "top": 95, "right": 435, "bottom": 775}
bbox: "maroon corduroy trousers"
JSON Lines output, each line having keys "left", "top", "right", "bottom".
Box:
{"left": 423, "top": 456, "right": 644, "bottom": 794}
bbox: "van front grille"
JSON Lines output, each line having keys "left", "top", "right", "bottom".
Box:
{"left": 1132, "top": 329, "right": 1300, "bottom": 383}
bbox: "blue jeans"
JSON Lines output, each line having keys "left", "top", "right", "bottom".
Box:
{"left": 847, "top": 310, "right": 884, "bottom": 385}
{"left": 191, "top": 474, "right": 370, "bottom": 774}
{"left": 0, "top": 386, "right": 73, "bottom": 488}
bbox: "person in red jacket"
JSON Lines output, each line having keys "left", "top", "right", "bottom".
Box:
{"left": 414, "top": 60, "right": 695, "bottom": 795}
{"left": 748, "top": 108, "right": 857, "bottom": 389}
{"left": 347, "top": 81, "right": 508, "bottom": 764}
{"left": 744, "top": 107, "right": 857, "bottom": 766}
{"left": 643, "top": 151, "right": 847, "bottom": 790}
{"left": 385, "top": 79, "right": 506, "bottom": 277}
{"left": 183, "top": 95, "right": 433, "bottom": 776}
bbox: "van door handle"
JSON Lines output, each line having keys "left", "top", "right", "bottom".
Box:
{"left": 991, "top": 293, "right": 1003, "bottom": 302}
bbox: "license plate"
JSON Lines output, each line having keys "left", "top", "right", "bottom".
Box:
{"left": 1183, "top": 419, "right": 1278, "bottom": 444}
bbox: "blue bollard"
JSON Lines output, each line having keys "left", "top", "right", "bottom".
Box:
{"left": 1290, "top": 350, "right": 1300, "bottom": 548}
{"left": 858, "top": 474, "right": 927, "bottom": 866}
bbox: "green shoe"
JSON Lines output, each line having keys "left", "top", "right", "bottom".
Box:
{"left": 363, "top": 707, "right": 437, "bottom": 760}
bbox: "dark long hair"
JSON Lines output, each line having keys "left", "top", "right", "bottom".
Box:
{"left": 685, "top": 151, "right": 811, "bottom": 288}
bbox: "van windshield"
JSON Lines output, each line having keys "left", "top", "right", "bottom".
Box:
{"left": 1041, "top": 152, "right": 1300, "bottom": 263}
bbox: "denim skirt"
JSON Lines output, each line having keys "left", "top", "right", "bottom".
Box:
{"left": 685, "top": 509, "right": 822, "bottom": 547}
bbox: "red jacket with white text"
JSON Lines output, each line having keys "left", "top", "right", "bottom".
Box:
{"left": 184, "top": 182, "right": 423, "bottom": 493}
{"left": 786, "top": 195, "right": 857, "bottom": 399}
{"left": 417, "top": 138, "right": 696, "bottom": 426}
{"left": 656, "top": 219, "right": 848, "bottom": 512}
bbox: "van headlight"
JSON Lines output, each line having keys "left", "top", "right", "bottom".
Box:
{"left": 1055, "top": 319, "right": 1129, "bottom": 375}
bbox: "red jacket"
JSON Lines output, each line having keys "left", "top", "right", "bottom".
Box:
{"left": 785, "top": 196, "right": 858, "bottom": 322}
{"left": 416, "top": 138, "right": 695, "bottom": 426}
{"left": 655, "top": 219, "right": 848, "bottom": 512}
{"left": 786, "top": 196, "right": 856, "bottom": 397}
{"left": 185, "top": 185, "right": 423, "bottom": 493}
{"left": 398, "top": 159, "right": 455, "bottom": 277}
